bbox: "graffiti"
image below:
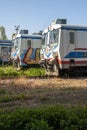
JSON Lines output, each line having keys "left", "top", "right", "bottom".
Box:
{"left": 23, "top": 48, "right": 40, "bottom": 64}
{"left": 0, "top": 46, "right": 12, "bottom": 62}
{"left": 0, "top": 53, "right": 11, "bottom": 61}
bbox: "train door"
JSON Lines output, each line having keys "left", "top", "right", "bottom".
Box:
{"left": 67, "top": 31, "right": 76, "bottom": 52}
{"left": 67, "top": 30, "right": 76, "bottom": 66}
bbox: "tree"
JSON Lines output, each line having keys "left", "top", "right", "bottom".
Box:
{"left": 0, "top": 26, "right": 7, "bottom": 40}
{"left": 32, "top": 30, "right": 43, "bottom": 35}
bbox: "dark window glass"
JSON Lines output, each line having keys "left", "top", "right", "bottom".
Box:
{"left": 27, "top": 40, "right": 31, "bottom": 48}
{"left": 69, "top": 32, "right": 74, "bottom": 44}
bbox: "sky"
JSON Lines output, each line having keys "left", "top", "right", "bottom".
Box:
{"left": 0, "top": 0, "right": 87, "bottom": 39}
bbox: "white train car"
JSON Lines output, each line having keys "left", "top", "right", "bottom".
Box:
{"left": 0, "top": 40, "right": 13, "bottom": 63}
{"left": 41, "top": 19, "right": 87, "bottom": 76}
{"left": 11, "top": 33, "right": 42, "bottom": 67}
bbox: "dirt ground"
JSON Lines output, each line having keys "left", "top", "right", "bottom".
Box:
{"left": 0, "top": 77, "right": 87, "bottom": 109}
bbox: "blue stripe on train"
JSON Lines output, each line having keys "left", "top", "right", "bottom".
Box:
{"left": 0, "top": 43, "right": 12, "bottom": 46}
{"left": 61, "top": 26, "right": 87, "bottom": 31}
{"left": 64, "top": 52, "right": 87, "bottom": 58}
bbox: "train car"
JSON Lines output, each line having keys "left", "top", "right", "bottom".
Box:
{"left": 0, "top": 40, "right": 13, "bottom": 64}
{"left": 41, "top": 19, "right": 87, "bottom": 76}
{"left": 11, "top": 33, "right": 42, "bottom": 67}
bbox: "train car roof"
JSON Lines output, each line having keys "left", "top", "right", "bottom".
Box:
{"left": 13, "top": 34, "right": 42, "bottom": 40}
{"left": 43, "top": 24, "right": 87, "bottom": 34}
{"left": 0, "top": 40, "right": 12, "bottom": 43}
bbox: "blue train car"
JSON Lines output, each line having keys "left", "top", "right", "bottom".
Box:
{"left": 0, "top": 40, "right": 13, "bottom": 63}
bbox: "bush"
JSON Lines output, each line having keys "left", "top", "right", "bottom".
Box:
{"left": 0, "top": 66, "right": 21, "bottom": 77}
{"left": 0, "top": 66, "right": 46, "bottom": 77}
{"left": 24, "top": 119, "right": 51, "bottom": 130}
{"left": 0, "top": 105, "right": 87, "bottom": 130}
{"left": 24, "top": 68, "right": 45, "bottom": 77}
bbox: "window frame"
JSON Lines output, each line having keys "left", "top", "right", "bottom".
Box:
{"left": 49, "top": 29, "right": 59, "bottom": 46}
{"left": 69, "top": 31, "right": 75, "bottom": 44}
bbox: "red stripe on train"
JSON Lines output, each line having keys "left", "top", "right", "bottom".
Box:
{"left": 74, "top": 48, "right": 87, "bottom": 50}
{"left": 58, "top": 59, "right": 87, "bottom": 64}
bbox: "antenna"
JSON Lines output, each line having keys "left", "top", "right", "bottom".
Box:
{"left": 14, "top": 25, "right": 20, "bottom": 34}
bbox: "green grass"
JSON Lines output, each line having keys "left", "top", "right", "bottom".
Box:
{"left": 0, "top": 89, "right": 7, "bottom": 95}
{"left": 0, "top": 66, "right": 46, "bottom": 77}
{"left": 0, "top": 93, "right": 30, "bottom": 103}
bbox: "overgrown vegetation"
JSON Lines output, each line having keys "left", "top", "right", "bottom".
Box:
{"left": 0, "top": 66, "right": 46, "bottom": 77}
{"left": 0, "top": 105, "right": 87, "bottom": 130}
{"left": 0, "top": 66, "right": 87, "bottom": 129}
{"left": 0, "top": 26, "right": 7, "bottom": 40}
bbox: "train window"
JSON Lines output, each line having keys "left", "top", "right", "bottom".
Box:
{"left": 27, "top": 40, "right": 31, "bottom": 48}
{"left": 42, "top": 35, "right": 45, "bottom": 48}
{"left": 45, "top": 33, "right": 49, "bottom": 45}
{"left": 14, "top": 38, "right": 19, "bottom": 49}
{"left": 16, "top": 39, "right": 19, "bottom": 45}
{"left": 1, "top": 47, "right": 8, "bottom": 54}
{"left": 69, "top": 32, "right": 74, "bottom": 44}
{"left": 49, "top": 29, "right": 59, "bottom": 46}
{"left": 8, "top": 47, "right": 12, "bottom": 53}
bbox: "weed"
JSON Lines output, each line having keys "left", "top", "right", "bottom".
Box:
{"left": 0, "top": 66, "right": 46, "bottom": 77}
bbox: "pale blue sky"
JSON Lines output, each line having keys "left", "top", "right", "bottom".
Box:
{"left": 0, "top": 0, "right": 87, "bottom": 39}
